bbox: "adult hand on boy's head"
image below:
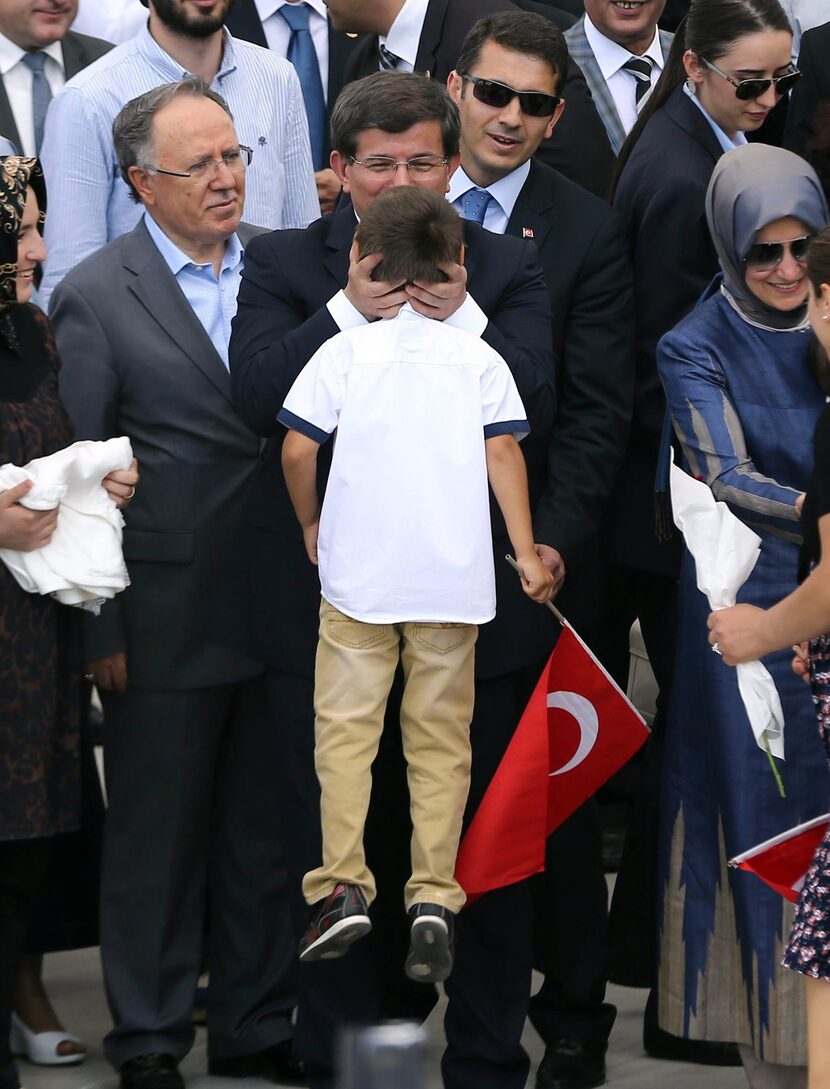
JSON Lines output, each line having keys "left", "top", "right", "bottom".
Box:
{"left": 344, "top": 241, "right": 408, "bottom": 321}
{"left": 405, "top": 260, "right": 467, "bottom": 320}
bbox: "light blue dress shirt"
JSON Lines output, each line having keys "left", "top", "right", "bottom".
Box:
{"left": 39, "top": 25, "right": 319, "bottom": 304}
{"left": 447, "top": 161, "right": 531, "bottom": 236}
{"left": 143, "top": 213, "right": 243, "bottom": 369}
{"left": 0, "top": 136, "right": 17, "bottom": 155}
{"left": 683, "top": 83, "right": 749, "bottom": 154}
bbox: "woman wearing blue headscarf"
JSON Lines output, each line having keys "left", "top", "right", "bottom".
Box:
{"left": 656, "top": 142, "right": 830, "bottom": 1085}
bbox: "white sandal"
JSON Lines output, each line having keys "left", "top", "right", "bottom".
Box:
{"left": 9, "top": 1012, "right": 86, "bottom": 1066}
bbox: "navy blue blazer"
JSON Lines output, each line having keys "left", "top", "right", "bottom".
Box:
{"left": 611, "top": 85, "right": 723, "bottom": 574}
{"left": 226, "top": 208, "right": 557, "bottom": 679}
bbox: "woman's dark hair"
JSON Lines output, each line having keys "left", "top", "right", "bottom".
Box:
{"left": 611, "top": 0, "right": 791, "bottom": 196}
{"left": 807, "top": 228, "right": 830, "bottom": 392}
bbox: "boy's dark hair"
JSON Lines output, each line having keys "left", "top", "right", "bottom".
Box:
{"left": 456, "top": 11, "right": 568, "bottom": 96}
{"left": 330, "top": 72, "right": 460, "bottom": 161}
{"left": 355, "top": 188, "right": 464, "bottom": 284}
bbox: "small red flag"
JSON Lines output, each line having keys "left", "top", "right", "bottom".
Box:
{"left": 455, "top": 622, "right": 649, "bottom": 900}
{"left": 729, "top": 814, "right": 830, "bottom": 902}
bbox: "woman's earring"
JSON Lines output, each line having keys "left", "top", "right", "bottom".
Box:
{"left": 685, "top": 77, "right": 696, "bottom": 93}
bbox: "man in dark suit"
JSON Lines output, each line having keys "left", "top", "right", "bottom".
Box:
{"left": 324, "top": 0, "right": 617, "bottom": 198}
{"left": 224, "top": 0, "right": 364, "bottom": 212}
{"left": 51, "top": 80, "right": 300, "bottom": 1089}
{"left": 0, "top": 0, "right": 110, "bottom": 155}
{"left": 784, "top": 20, "right": 830, "bottom": 158}
{"left": 227, "top": 70, "right": 556, "bottom": 1089}
{"left": 447, "top": 11, "right": 633, "bottom": 1088}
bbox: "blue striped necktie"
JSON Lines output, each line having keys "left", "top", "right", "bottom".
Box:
{"left": 378, "top": 43, "right": 402, "bottom": 70}
{"left": 622, "top": 56, "right": 654, "bottom": 109}
{"left": 280, "top": 2, "right": 327, "bottom": 171}
{"left": 21, "top": 51, "right": 52, "bottom": 154}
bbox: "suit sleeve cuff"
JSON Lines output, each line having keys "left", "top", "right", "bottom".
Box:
{"left": 444, "top": 293, "right": 488, "bottom": 336}
{"left": 327, "top": 290, "right": 370, "bottom": 331}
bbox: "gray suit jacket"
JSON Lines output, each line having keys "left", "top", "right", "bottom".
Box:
{"left": 50, "top": 218, "right": 264, "bottom": 690}
{"left": 565, "top": 18, "right": 673, "bottom": 153}
{"left": 0, "top": 30, "right": 112, "bottom": 153}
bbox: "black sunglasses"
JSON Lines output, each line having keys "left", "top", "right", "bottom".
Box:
{"left": 744, "top": 234, "right": 815, "bottom": 271}
{"left": 700, "top": 57, "right": 802, "bottom": 101}
{"left": 460, "top": 74, "right": 561, "bottom": 117}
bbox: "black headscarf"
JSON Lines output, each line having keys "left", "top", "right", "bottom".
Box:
{"left": 0, "top": 156, "right": 50, "bottom": 400}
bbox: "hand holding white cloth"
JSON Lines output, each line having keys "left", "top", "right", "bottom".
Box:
{"left": 670, "top": 460, "right": 785, "bottom": 759}
{"left": 0, "top": 437, "right": 133, "bottom": 614}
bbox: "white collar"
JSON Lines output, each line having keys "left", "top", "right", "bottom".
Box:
{"left": 447, "top": 161, "right": 531, "bottom": 222}
{"left": 382, "top": 0, "right": 429, "bottom": 70}
{"left": 0, "top": 33, "right": 64, "bottom": 77}
{"left": 254, "top": 0, "right": 328, "bottom": 22}
{"left": 583, "top": 13, "right": 664, "bottom": 80}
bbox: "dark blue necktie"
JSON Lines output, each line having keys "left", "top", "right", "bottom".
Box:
{"left": 460, "top": 188, "right": 492, "bottom": 225}
{"left": 280, "top": 3, "right": 326, "bottom": 171}
{"left": 378, "top": 43, "right": 402, "bottom": 71}
{"left": 21, "top": 51, "right": 52, "bottom": 154}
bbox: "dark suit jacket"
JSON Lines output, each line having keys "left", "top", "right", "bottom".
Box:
{"left": 50, "top": 220, "right": 264, "bottom": 690}
{"left": 784, "top": 22, "right": 830, "bottom": 158}
{"left": 224, "top": 0, "right": 365, "bottom": 161}
{"left": 226, "top": 206, "right": 557, "bottom": 680}
{"left": 611, "top": 85, "right": 723, "bottom": 574}
{"left": 345, "top": 0, "right": 616, "bottom": 198}
{"left": 0, "top": 30, "right": 112, "bottom": 152}
{"left": 507, "top": 159, "right": 633, "bottom": 625}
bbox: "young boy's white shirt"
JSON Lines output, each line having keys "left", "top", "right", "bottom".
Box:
{"left": 278, "top": 303, "right": 529, "bottom": 625}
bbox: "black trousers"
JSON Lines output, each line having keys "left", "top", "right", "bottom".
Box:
{"left": 268, "top": 660, "right": 547, "bottom": 1089}
{"left": 0, "top": 837, "right": 50, "bottom": 1089}
{"left": 99, "top": 678, "right": 297, "bottom": 1069}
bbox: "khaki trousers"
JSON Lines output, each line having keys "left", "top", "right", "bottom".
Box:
{"left": 303, "top": 599, "right": 476, "bottom": 913}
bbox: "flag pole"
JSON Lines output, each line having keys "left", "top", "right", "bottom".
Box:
{"left": 505, "top": 554, "right": 567, "bottom": 626}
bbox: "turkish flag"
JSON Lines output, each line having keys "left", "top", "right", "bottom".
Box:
{"left": 455, "top": 622, "right": 649, "bottom": 900}
{"left": 729, "top": 814, "right": 830, "bottom": 903}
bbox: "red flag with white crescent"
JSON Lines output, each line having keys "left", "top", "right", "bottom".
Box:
{"left": 729, "top": 814, "right": 830, "bottom": 902}
{"left": 455, "top": 622, "right": 649, "bottom": 900}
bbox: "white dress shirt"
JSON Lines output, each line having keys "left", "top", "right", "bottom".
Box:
{"left": 583, "top": 13, "right": 665, "bottom": 135}
{"left": 279, "top": 304, "right": 528, "bottom": 624}
{"left": 253, "top": 0, "right": 329, "bottom": 98}
{"left": 447, "top": 162, "right": 531, "bottom": 236}
{"left": 71, "top": 0, "right": 147, "bottom": 44}
{"left": 0, "top": 35, "right": 65, "bottom": 156}
{"left": 780, "top": 0, "right": 828, "bottom": 57}
{"left": 381, "top": 0, "right": 429, "bottom": 72}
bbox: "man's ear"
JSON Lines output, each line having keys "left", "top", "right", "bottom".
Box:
{"left": 545, "top": 99, "right": 566, "bottom": 140}
{"left": 458, "top": 242, "right": 466, "bottom": 266}
{"left": 330, "top": 150, "right": 351, "bottom": 191}
{"left": 127, "top": 165, "right": 155, "bottom": 206}
{"left": 447, "top": 69, "right": 463, "bottom": 104}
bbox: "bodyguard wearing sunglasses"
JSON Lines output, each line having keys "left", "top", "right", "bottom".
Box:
{"left": 446, "top": 12, "right": 634, "bottom": 1089}
{"left": 327, "top": 0, "right": 616, "bottom": 197}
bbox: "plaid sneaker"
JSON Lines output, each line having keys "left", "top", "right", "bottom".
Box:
{"left": 404, "top": 903, "right": 455, "bottom": 983}
{"left": 299, "top": 883, "right": 371, "bottom": 962}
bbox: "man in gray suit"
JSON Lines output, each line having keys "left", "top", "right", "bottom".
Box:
{"left": 0, "top": 0, "right": 111, "bottom": 155}
{"left": 51, "top": 80, "right": 300, "bottom": 1089}
{"left": 565, "top": 0, "right": 672, "bottom": 153}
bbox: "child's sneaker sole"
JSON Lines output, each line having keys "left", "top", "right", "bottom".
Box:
{"left": 404, "top": 915, "right": 452, "bottom": 982}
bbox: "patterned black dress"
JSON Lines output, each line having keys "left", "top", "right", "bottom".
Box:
{"left": 0, "top": 304, "right": 82, "bottom": 842}
{"left": 783, "top": 405, "right": 830, "bottom": 982}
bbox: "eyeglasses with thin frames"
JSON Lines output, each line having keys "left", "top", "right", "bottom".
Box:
{"left": 699, "top": 57, "right": 801, "bottom": 101}
{"left": 347, "top": 155, "right": 450, "bottom": 177}
{"left": 144, "top": 145, "right": 254, "bottom": 179}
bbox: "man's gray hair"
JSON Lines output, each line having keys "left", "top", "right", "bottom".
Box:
{"left": 113, "top": 78, "right": 234, "bottom": 202}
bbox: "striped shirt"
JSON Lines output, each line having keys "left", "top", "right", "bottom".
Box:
{"left": 40, "top": 24, "right": 320, "bottom": 304}
{"left": 144, "top": 212, "right": 243, "bottom": 370}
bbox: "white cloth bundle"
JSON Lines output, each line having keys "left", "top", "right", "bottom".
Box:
{"left": 670, "top": 459, "right": 786, "bottom": 759}
{"left": 0, "top": 437, "right": 133, "bottom": 614}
